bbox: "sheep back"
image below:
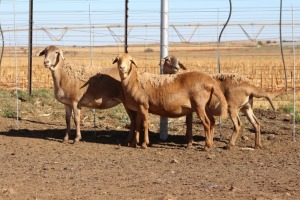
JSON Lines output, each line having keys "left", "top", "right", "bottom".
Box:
{"left": 126, "top": 70, "right": 223, "bottom": 118}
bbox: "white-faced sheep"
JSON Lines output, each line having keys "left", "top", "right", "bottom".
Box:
{"left": 37, "top": 45, "right": 134, "bottom": 143}
{"left": 161, "top": 55, "right": 280, "bottom": 149}
{"left": 112, "top": 53, "right": 228, "bottom": 150}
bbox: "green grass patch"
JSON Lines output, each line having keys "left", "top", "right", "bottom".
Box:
{"left": 279, "top": 104, "right": 300, "bottom": 124}
{"left": 2, "top": 105, "right": 17, "bottom": 118}
{"left": 31, "top": 89, "right": 54, "bottom": 99}
{"left": 279, "top": 104, "right": 294, "bottom": 113}
{"left": 0, "top": 89, "right": 57, "bottom": 119}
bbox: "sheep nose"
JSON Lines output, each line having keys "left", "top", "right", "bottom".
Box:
{"left": 44, "top": 60, "right": 49, "bottom": 65}
{"left": 119, "top": 65, "right": 125, "bottom": 71}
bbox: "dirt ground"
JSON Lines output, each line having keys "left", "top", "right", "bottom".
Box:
{"left": 0, "top": 106, "right": 299, "bottom": 200}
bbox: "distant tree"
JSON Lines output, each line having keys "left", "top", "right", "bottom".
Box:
{"left": 144, "top": 48, "right": 154, "bottom": 53}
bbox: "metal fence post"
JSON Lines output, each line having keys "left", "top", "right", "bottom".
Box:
{"left": 159, "top": 0, "right": 169, "bottom": 140}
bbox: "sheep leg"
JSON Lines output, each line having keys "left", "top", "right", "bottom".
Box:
{"left": 185, "top": 114, "right": 193, "bottom": 148}
{"left": 196, "top": 107, "right": 212, "bottom": 151}
{"left": 124, "top": 108, "right": 136, "bottom": 146}
{"left": 64, "top": 105, "right": 72, "bottom": 143}
{"left": 241, "top": 105, "right": 262, "bottom": 149}
{"left": 72, "top": 103, "right": 82, "bottom": 143}
{"left": 207, "top": 113, "right": 216, "bottom": 142}
{"left": 227, "top": 108, "right": 242, "bottom": 149}
{"left": 140, "top": 109, "right": 149, "bottom": 149}
{"left": 131, "top": 113, "right": 142, "bottom": 148}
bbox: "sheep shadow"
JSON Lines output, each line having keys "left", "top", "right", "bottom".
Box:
{"left": 0, "top": 127, "right": 206, "bottom": 148}
{"left": 149, "top": 133, "right": 229, "bottom": 151}
{"left": 0, "top": 118, "right": 224, "bottom": 149}
{"left": 0, "top": 128, "right": 129, "bottom": 145}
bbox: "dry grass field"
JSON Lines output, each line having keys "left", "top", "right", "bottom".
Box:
{"left": 0, "top": 41, "right": 299, "bottom": 88}
{"left": 1, "top": 41, "right": 299, "bottom": 108}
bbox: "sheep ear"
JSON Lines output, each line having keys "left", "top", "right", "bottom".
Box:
{"left": 59, "top": 50, "right": 65, "bottom": 59}
{"left": 159, "top": 58, "right": 166, "bottom": 66}
{"left": 130, "top": 59, "right": 137, "bottom": 67}
{"left": 159, "top": 56, "right": 170, "bottom": 66}
{"left": 178, "top": 61, "right": 187, "bottom": 70}
{"left": 112, "top": 56, "right": 119, "bottom": 64}
{"left": 164, "top": 56, "right": 170, "bottom": 62}
{"left": 36, "top": 48, "right": 46, "bottom": 57}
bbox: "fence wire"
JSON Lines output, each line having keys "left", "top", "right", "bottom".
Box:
{"left": 0, "top": 0, "right": 299, "bottom": 137}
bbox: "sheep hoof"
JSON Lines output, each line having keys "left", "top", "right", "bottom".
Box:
{"left": 73, "top": 137, "right": 82, "bottom": 144}
{"left": 122, "top": 139, "right": 131, "bottom": 146}
{"left": 63, "top": 136, "right": 69, "bottom": 143}
{"left": 126, "top": 142, "right": 131, "bottom": 147}
{"left": 203, "top": 146, "right": 210, "bottom": 151}
{"left": 204, "top": 145, "right": 216, "bottom": 151}
{"left": 141, "top": 143, "right": 148, "bottom": 149}
{"left": 254, "top": 145, "right": 263, "bottom": 149}
{"left": 225, "top": 144, "right": 234, "bottom": 150}
{"left": 204, "top": 142, "right": 214, "bottom": 150}
{"left": 186, "top": 142, "right": 193, "bottom": 149}
{"left": 130, "top": 142, "right": 137, "bottom": 148}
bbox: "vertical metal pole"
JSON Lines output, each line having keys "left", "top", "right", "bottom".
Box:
{"left": 89, "top": 3, "right": 96, "bottom": 128}
{"left": 0, "top": 24, "right": 4, "bottom": 88}
{"left": 216, "top": 9, "right": 220, "bottom": 73}
{"left": 89, "top": 4, "right": 93, "bottom": 66}
{"left": 0, "top": 24, "right": 4, "bottom": 76}
{"left": 124, "top": 0, "right": 129, "bottom": 53}
{"left": 292, "top": 5, "right": 296, "bottom": 142}
{"left": 279, "top": 0, "right": 288, "bottom": 92}
{"left": 14, "top": 3, "right": 19, "bottom": 129}
{"left": 216, "top": 9, "right": 222, "bottom": 141}
{"left": 159, "top": 0, "right": 169, "bottom": 140}
{"left": 216, "top": 0, "right": 232, "bottom": 141}
{"left": 28, "top": 0, "right": 33, "bottom": 96}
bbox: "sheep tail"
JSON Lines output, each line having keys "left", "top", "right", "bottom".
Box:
{"left": 213, "top": 85, "right": 228, "bottom": 119}
{"left": 251, "top": 88, "right": 277, "bottom": 111}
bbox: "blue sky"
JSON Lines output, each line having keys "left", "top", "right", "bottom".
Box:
{"left": 0, "top": 0, "right": 299, "bottom": 46}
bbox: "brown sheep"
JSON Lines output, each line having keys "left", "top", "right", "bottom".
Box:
{"left": 161, "top": 55, "right": 187, "bottom": 74}
{"left": 113, "top": 53, "right": 228, "bottom": 150}
{"left": 161, "top": 55, "right": 279, "bottom": 149}
{"left": 37, "top": 45, "right": 135, "bottom": 143}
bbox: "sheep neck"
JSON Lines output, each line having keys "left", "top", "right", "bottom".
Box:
{"left": 49, "top": 55, "right": 68, "bottom": 100}
{"left": 50, "top": 56, "right": 64, "bottom": 90}
{"left": 121, "top": 66, "right": 137, "bottom": 90}
{"left": 120, "top": 67, "right": 146, "bottom": 104}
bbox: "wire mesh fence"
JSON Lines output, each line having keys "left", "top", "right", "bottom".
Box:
{"left": 0, "top": 0, "right": 299, "bottom": 133}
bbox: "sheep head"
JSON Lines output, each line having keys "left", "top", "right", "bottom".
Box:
{"left": 37, "top": 45, "right": 64, "bottom": 71}
{"left": 161, "top": 55, "right": 187, "bottom": 75}
{"left": 112, "top": 54, "right": 137, "bottom": 79}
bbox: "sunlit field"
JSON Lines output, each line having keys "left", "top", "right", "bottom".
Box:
{"left": 1, "top": 41, "right": 299, "bottom": 108}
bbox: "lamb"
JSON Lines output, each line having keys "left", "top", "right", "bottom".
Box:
{"left": 161, "top": 55, "right": 278, "bottom": 149}
{"left": 112, "top": 53, "right": 228, "bottom": 150}
{"left": 37, "top": 45, "right": 134, "bottom": 143}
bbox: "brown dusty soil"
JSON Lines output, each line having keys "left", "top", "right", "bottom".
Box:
{"left": 0, "top": 108, "right": 299, "bottom": 200}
